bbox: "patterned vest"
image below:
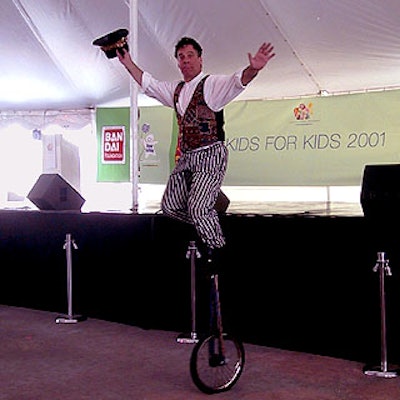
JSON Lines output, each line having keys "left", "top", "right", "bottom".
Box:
{"left": 174, "top": 75, "right": 225, "bottom": 159}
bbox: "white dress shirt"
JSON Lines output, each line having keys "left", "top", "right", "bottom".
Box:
{"left": 141, "top": 69, "right": 247, "bottom": 115}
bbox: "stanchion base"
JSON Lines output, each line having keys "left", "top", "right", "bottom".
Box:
{"left": 363, "top": 365, "right": 400, "bottom": 378}
{"left": 176, "top": 332, "right": 198, "bottom": 344}
{"left": 55, "top": 314, "right": 87, "bottom": 324}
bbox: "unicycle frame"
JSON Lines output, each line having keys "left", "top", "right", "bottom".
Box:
{"left": 208, "top": 273, "right": 226, "bottom": 362}
{"left": 190, "top": 270, "right": 245, "bottom": 394}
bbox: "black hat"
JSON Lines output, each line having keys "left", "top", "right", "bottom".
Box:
{"left": 92, "top": 28, "right": 129, "bottom": 59}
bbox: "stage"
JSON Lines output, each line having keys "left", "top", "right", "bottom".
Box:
{"left": 0, "top": 208, "right": 399, "bottom": 366}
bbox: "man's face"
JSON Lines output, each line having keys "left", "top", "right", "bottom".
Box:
{"left": 176, "top": 44, "right": 202, "bottom": 81}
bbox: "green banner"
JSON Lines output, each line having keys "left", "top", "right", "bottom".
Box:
{"left": 223, "top": 90, "right": 400, "bottom": 186}
{"left": 96, "top": 107, "right": 130, "bottom": 182}
{"left": 137, "top": 90, "right": 400, "bottom": 186}
{"left": 108, "top": 90, "right": 400, "bottom": 187}
{"left": 137, "top": 106, "right": 177, "bottom": 184}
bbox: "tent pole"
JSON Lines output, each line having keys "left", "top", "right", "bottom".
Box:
{"left": 129, "top": 0, "right": 139, "bottom": 213}
{"left": 325, "top": 185, "right": 331, "bottom": 215}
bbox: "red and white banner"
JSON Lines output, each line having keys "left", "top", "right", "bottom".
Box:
{"left": 101, "top": 126, "right": 125, "bottom": 164}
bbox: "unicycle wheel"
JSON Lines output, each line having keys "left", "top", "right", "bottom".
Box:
{"left": 190, "top": 332, "right": 245, "bottom": 394}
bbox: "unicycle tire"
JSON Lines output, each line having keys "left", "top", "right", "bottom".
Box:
{"left": 190, "top": 332, "right": 245, "bottom": 394}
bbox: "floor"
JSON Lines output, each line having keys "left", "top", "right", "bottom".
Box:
{"left": 1, "top": 305, "right": 399, "bottom": 400}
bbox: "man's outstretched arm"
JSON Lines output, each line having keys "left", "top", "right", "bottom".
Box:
{"left": 117, "top": 49, "right": 144, "bottom": 86}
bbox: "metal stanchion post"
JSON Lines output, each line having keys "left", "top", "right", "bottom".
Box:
{"left": 55, "top": 233, "right": 86, "bottom": 324}
{"left": 176, "top": 240, "right": 201, "bottom": 344}
{"left": 363, "top": 251, "right": 399, "bottom": 378}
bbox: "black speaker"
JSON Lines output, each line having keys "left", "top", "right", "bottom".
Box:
{"left": 27, "top": 174, "right": 85, "bottom": 211}
{"left": 360, "top": 164, "right": 400, "bottom": 219}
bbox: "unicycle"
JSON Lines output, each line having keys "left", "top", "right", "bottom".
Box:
{"left": 190, "top": 270, "right": 245, "bottom": 394}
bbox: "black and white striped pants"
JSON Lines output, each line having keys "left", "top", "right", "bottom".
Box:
{"left": 161, "top": 141, "right": 228, "bottom": 249}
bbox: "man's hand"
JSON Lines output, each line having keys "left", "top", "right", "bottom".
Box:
{"left": 241, "top": 42, "right": 275, "bottom": 86}
{"left": 248, "top": 42, "right": 275, "bottom": 71}
{"left": 117, "top": 48, "right": 131, "bottom": 66}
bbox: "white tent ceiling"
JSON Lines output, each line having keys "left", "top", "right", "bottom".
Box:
{"left": 2, "top": 0, "right": 400, "bottom": 112}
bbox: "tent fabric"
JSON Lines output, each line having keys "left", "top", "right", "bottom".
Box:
{"left": 0, "top": 109, "right": 93, "bottom": 130}
{"left": 1, "top": 0, "right": 400, "bottom": 113}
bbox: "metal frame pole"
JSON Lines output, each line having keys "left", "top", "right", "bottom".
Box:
{"left": 363, "top": 251, "right": 398, "bottom": 378}
{"left": 55, "top": 233, "right": 85, "bottom": 324}
{"left": 129, "top": 0, "right": 139, "bottom": 213}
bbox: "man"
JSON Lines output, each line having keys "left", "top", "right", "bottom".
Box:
{"left": 117, "top": 36, "right": 275, "bottom": 265}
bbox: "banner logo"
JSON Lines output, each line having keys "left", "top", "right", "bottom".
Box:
{"left": 101, "top": 125, "right": 125, "bottom": 164}
{"left": 294, "top": 102, "right": 313, "bottom": 120}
